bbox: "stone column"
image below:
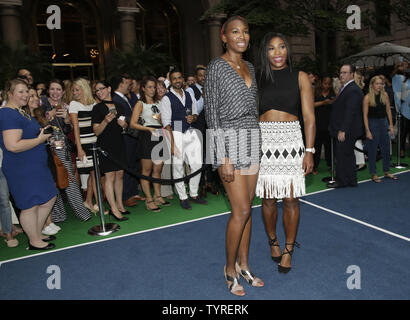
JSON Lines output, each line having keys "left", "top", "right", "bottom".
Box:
{"left": 207, "top": 14, "right": 226, "bottom": 59}
{"left": 0, "top": 0, "right": 22, "bottom": 47}
{"left": 118, "top": 6, "right": 140, "bottom": 51}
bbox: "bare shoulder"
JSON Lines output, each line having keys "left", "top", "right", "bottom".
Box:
{"left": 298, "top": 71, "right": 311, "bottom": 89}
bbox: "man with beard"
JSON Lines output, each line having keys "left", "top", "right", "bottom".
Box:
{"left": 160, "top": 69, "right": 208, "bottom": 210}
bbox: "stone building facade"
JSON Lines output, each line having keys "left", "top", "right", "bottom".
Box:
{"left": 0, "top": 0, "right": 408, "bottom": 80}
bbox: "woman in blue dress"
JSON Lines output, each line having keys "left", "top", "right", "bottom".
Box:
{"left": 0, "top": 79, "right": 57, "bottom": 250}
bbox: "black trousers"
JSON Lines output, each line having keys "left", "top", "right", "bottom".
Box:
{"left": 334, "top": 135, "right": 357, "bottom": 186}
{"left": 314, "top": 130, "right": 331, "bottom": 169}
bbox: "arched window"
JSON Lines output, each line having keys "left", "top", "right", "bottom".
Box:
{"left": 136, "top": 0, "right": 182, "bottom": 67}
{"left": 35, "top": 0, "right": 101, "bottom": 78}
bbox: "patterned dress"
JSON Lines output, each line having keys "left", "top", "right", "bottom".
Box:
{"left": 204, "top": 57, "right": 261, "bottom": 170}
{"left": 68, "top": 101, "right": 97, "bottom": 174}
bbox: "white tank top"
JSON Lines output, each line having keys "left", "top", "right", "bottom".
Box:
{"left": 140, "top": 101, "right": 161, "bottom": 127}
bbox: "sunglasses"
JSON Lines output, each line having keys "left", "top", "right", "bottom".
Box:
{"left": 151, "top": 105, "right": 160, "bottom": 114}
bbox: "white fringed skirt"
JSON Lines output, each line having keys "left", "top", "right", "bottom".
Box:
{"left": 256, "top": 121, "right": 306, "bottom": 199}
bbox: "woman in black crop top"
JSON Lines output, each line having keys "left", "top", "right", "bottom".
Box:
{"left": 256, "top": 33, "right": 315, "bottom": 274}
{"left": 363, "top": 76, "right": 397, "bottom": 182}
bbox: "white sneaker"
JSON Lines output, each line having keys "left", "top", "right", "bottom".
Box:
{"left": 42, "top": 225, "right": 58, "bottom": 236}
{"left": 49, "top": 223, "right": 61, "bottom": 232}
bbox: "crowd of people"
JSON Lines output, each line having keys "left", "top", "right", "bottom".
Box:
{"left": 311, "top": 61, "right": 408, "bottom": 187}
{"left": 0, "top": 15, "right": 408, "bottom": 297}
{"left": 0, "top": 66, "right": 213, "bottom": 249}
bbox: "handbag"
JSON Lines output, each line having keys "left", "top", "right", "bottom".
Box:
{"left": 76, "top": 156, "right": 94, "bottom": 169}
{"left": 51, "top": 150, "right": 69, "bottom": 189}
{"left": 124, "top": 117, "right": 145, "bottom": 139}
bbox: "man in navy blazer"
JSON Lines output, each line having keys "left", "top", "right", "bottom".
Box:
{"left": 328, "top": 64, "right": 364, "bottom": 188}
{"left": 111, "top": 74, "right": 143, "bottom": 206}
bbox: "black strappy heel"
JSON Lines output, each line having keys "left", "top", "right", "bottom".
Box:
{"left": 268, "top": 237, "right": 282, "bottom": 263}
{"left": 278, "top": 241, "right": 300, "bottom": 274}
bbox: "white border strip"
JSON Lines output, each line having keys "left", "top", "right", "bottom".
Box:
{"left": 300, "top": 199, "right": 410, "bottom": 242}
{"left": 0, "top": 210, "right": 232, "bottom": 265}
{"left": 2, "top": 170, "right": 409, "bottom": 265}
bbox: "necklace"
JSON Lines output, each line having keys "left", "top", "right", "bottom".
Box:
{"left": 7, "top": 105, "right": 32, "bottom": 120}
{"left": 225, "top": 57, "right": 242, "bottom": 69}
{"left": 17, "top": 107, "right": 32, "bottom": 120}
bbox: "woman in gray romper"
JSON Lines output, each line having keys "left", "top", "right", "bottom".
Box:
{"left": 204, "top": 16, "right": 263, "bottom": 296}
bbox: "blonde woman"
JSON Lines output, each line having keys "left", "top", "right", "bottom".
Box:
{"left": 363, "top": 76, "right": 397, "bottom": 182}
{"left": 354, "top": 71, "right": 365, "bottom": 91}
{"left": 68, "top": 78, "right": 100, "bottom": 212}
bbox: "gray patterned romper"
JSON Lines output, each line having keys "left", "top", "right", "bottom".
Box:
{"left": 204, "top": 57, "right": 261, "bottom": 170}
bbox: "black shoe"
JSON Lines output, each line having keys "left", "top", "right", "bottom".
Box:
{"left": 108, "top": 210, "right": 128, "bottom": 221}
{"left": 28, "top": 243, "right": 56, "bottom": 250}
{"left": 326, "top": 181, "right": 345, "bottom": 188}
{"left": 120, "top": 210, "right": 131, "bottom": 215}
{"left": 42, "top": 235, "right": 56, "bottom": 242}
{"left": 278, "top": 242, "right": 300, "bottom": 274}
{"left": 268, "top": 237, "right": 282, "bottom": 263}
{"left": 180, "top": 199, "right": 192, "bottom": 210}
{"left": 189, "top": 196, "right": 208, "bottom": 204}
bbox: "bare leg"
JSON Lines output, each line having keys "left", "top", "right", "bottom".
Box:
{"left": 281, "top": 196, "right": 300, "bottom": 269}
{"left": 236, "top": 168, "right": 259, "bottom": 270}
{"left": 219, "top": 168, "right": 262, "bottom": 294}
{"left": 261, "top": 198, "right": 281, "bottom": 258}
{"left": 19, "top": 206, "right": 47, "bottom": 247}
{"left": 37, "top": 196, "right": 57, "bottom": 239}
{"left": 114, "top": 170, "right": 126, "bottom": 211}
{"left": 85, "top": 174, "right": 94, "bottom": 207}
{"left": 104, "top": 171, "right": 122, "bottom": 217}
{"left": 141, "top": 159, "right": 157, "bottom": 209}
{"left": 152, "top": 162, "right": 164, "bottom": 200}
{"left": 90, "top": 170, "right": 98, "bottom": 206}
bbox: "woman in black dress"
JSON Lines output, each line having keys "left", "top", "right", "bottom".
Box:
{"left": 92, "top": 80, "right": 129, "bottom": 222}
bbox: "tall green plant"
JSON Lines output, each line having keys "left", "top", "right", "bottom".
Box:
{"left": 0, "top": 42, "right": 52, "bottom": 89}
{"left": 106, "top": 42, "right": 175, "bottom": 80}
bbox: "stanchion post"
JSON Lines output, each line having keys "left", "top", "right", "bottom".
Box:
{"left": 391, "top": 111, "right": 408, "bottom": 169}
{"left": 88, "top": 143, "right": 120, "bottom": 236}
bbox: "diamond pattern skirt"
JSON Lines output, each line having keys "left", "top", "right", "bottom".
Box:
{"left": 256, "top": 121, "right": 306, "bottom": 199}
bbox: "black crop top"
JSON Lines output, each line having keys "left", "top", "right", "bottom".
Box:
{"left": 258, "top": 66, "right": 301, "bottom": 117}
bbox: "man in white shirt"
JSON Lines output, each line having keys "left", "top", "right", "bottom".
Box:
{"left": 160, "top": 69, "right": 207, "bottom": 210}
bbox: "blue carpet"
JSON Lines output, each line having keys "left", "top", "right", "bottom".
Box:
{"left": 1, "top": 172, "right": 409, "bottom": 300}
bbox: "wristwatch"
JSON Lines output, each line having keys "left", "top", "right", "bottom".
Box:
{"left": 305, "top": 147, "right": 315, "bottom": 154}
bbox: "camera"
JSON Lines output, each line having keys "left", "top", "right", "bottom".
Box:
{"left": 43, "top": 126, "right": 54, "bottom": 134}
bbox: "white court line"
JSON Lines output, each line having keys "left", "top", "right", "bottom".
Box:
{"left": 2, "top": 170, "right": 409, "bottom": 265}
{"left": 0, "top": 210, "right": 232, "bottom": 265}
{"left": 300, "top": 198, "right": 410, "bottom": 242}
